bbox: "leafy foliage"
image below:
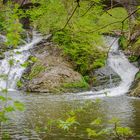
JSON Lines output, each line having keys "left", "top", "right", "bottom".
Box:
{"left": 16, "top": 80, "right": 23, "bottom": 88}
{"left": 26, "top": 0, "right": 130, "bottom": 78}
{"left": 27, "top": 0, "right": 67, "bottom": 33}
{"left": 119, "top": 35, "right": 128, "bottom": 50}
{"left": 98, "top": 7, "right": 128, "bottom": 33}
{"left": 0, "top": 1, "right": 138, "bottom": 139}
{"left": 53, "top": 30, "right": 106, "bottom": 75}
{"left": 28, "top": 62, "right": 46, "bottom": 80}
{"left": 58, "top": 116, "right": 79, "bottom": 131}
{"left": 0, "top": 2, "right": 24, "bottom": 47}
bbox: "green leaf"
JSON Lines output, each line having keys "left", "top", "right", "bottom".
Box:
{"left": 14, "top": 101, "right": 25, "bottom": 111}
{"left": 21, "top": 61, "right": 30, "bottom": 68}
{"left": 0, "top": 96, "right": 7, "bottom": 101}
{"left": 5, "top": 106, "right": 15, "bottom": 112}
{"left": 116, "top": 127, "right": 133, "bottom": 137}
{"left": 91, "top": 118, "right": 102, "bottom": 126}
{"left": 86, "top": 128, "right": 98, "bottom": 137}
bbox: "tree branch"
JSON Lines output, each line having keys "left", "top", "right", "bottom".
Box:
{"left": 122, "top": 7, "right": 140, "bottom": 23}
{"left": 81, "top": 2, "right": 95, "bottom": 17}
{"left": 63, "top": 4, "right": 79, "bottom": 29}
{"left": 88, "top": 21, "right": 121, "bottom": 33}
{"left": 85, "top": 7, "right": 140, "bottom": 34}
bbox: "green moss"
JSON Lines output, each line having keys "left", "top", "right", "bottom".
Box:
{"left": 21, "top": 56, "right": 38, "bottom": 68}
{"left": 136, "top": 71, "right": 140, "bottom": 80}
{"left": 21, "top": 61, "right": 30, "bottom": 68}
{"left": 62, "top": 78, "right": 89, "bottom": 90}
{"left": 29, "top": 56, "right": 38, "bottom": 63}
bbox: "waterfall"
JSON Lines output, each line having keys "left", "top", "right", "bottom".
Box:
{"left": 0, "top": 32, "right": 43, "bottom": 90}
{"left": 76, "top": 37, "right": 139, "bottom": 99}
{"left": 0, "top": 34, "right": 138, "bottom": 97}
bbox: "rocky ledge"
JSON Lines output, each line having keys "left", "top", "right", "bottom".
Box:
{"left": 19, "top": 39, "right": 122, "bottom": 94}
{"left": 20, "top": 41, "right": 89, "bottom": 93}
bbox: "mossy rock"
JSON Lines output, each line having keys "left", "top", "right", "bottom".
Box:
{"left": 130, "top": 81, "right": 140, "bottom": 97}
{"left": 130, "top": 71, "right": 140, "bottom": 97}
{"left": 21, "top": 43, "right": 89, "bottom": 93}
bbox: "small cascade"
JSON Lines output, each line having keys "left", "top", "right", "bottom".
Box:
{"left": 74, "top": 37, "right": 139, "bottom": 99}
{"left": 0, "top": 31, "right": 43, "bottom": 90}
{"left": 0, "top": 34, "right": 138, "bottom": 97}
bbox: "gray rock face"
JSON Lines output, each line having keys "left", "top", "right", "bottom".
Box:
{"left": 92, "top": 66, "right": 121, "bottom": 91}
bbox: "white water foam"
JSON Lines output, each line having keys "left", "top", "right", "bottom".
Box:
{"left": 69, "top": 37, "right": 139, "bottom": 99}
{"left": 0, "top": 35, "right": 138, "bottom": 98}
{"left": 0, "top": 31, "right": 43, "bottom": 90}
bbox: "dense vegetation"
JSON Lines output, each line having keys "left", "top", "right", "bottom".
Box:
{"left": 0, "top": 0, "right": 130, "bottom": 79}
{"left": 26, "top": 0, "right": 129, "bottom": 77}
{"left": 0, "top": 0, "right": 140, "bottom": 139}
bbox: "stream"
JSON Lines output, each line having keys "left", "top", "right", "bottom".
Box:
{"left": 0, "top": 35, "right": 139, "bottom": 139}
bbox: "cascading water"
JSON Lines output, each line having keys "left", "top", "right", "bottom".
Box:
{"left": 0, "top": 31, "right": 43, "bottom": 90}
{"left": 74, "top": 37, "right": 139, "bottom": 99}
{"left": 0, "top": 34, "right": 138, "bottom": 97}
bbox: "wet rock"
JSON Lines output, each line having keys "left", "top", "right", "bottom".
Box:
{"left": 129, "top": 71, "right": 140, "bottom": 97}
{"left": 92, "top": 66, "right": 121, "bottom": 91}
{"left": 129, "top": 81, "right": 140, "bottom": 97}
{"left": 21, "top": 42, "right": 88, "bottom": 93}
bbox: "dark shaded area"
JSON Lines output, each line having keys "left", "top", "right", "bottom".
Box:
{"left": 20, "top": 3, "right": 40, "bottom": 9}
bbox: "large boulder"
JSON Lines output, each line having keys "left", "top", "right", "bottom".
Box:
{"left": 92, "top": 66, "right": 121, "bottom": 91}
{"left": 21, "top": 42, "right": 89, "bottom": 93}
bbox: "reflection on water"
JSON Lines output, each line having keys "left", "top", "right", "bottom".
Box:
{"left": 1, "top": 91, "right": 140, "bottom": 140}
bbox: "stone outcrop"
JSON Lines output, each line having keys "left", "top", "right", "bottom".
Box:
{"left": 92, "top": 66, "right": 121, "bottom": 91}
{"left": 21, "top": 41, "right": 89, "bottom": 93}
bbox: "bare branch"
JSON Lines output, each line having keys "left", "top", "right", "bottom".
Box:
{"left": 63, "top": 4, "right": 79, "bottom": 29}
{"left": 84, "top": 7, "right": 140, "bottom": 34}
{"left": 81, "top": 2, "right": 95, "bottom": 17}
